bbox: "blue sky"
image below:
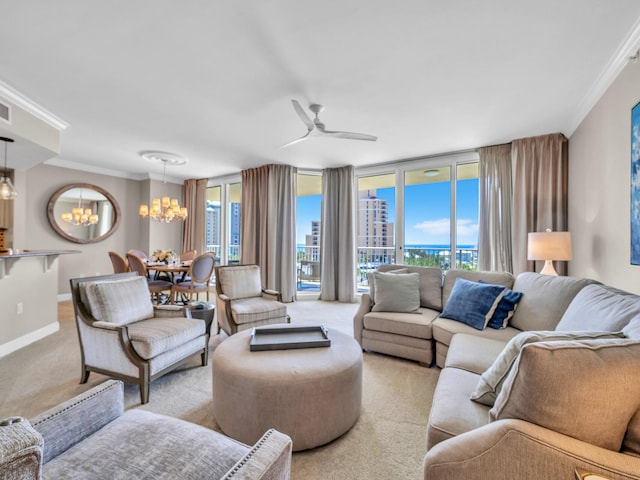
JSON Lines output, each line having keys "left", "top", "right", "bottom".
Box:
{"left": 296, "top": 178, "right": 479, "bottom": 247}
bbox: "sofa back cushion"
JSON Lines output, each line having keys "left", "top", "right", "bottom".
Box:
{"left": 509, "top": 273, "right": 597, "bottom": 331}
{"left": 442, "top": 270, "right": 514, "bottom": 307}
{"left": 377, "top": 264, "right": 443, "bottom": 310}
{"left": 489, "top": 339, "right": 640, "bottom": 451}
{"left": 218, "top": 265, "right": 262, "bottom": 300}
{"left": 556, "top": 284, "right": 640, "bottom": 333}
{"left": 82, "top": 276, "right": 154, "bottom": 325}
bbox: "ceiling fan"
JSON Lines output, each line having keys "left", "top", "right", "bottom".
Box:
{"left": 281, "top": 100, "right": 378, "bottom": 148}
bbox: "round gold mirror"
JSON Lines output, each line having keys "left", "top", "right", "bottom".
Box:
{"left": 47, "top": 183, "right": 121, "bottom": 244}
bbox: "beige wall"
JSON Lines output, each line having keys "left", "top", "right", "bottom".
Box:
{"left": 18, "top": 164, "right": 183, "bottom": 295}
{"left": 569, "top": 59, "right": 640, "bottom": 293}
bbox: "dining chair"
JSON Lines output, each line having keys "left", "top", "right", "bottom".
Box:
{"left": 108, "top": 251, "right": 128, "bottom": 274}
{"left": 180, "top": 249, "right": 197, "bottom": 262}
{"left": 126, "top": 253, "right": 173, "bottom": 304}
{"left": 127, "top": 249, "right": 149, "bottom": 261}
{"left": 170, "top": 253, "right": 215, "bottom": 304}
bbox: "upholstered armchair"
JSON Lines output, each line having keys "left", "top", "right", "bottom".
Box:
{"left": 215, "top": 264, "right": 290, "bottom": 335}
{"left": 70, "top": 272, "right": 210, "bottom": 404}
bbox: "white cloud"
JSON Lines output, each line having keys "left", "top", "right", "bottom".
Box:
{"left": 412, "top": 218, "right": 478, "bottom": 244}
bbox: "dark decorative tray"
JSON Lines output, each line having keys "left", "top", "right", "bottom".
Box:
{"left": 249, "top": 325, "right": 331, "bottom": 351}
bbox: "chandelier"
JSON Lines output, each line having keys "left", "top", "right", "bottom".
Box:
{"left": 0, "top": 137, "right": 17, "bottom": 200}
{"left": 138, "top": 152, "right": 188, "bottom": 223}
{"left": 61, "top": 189, "right": 99, "bottom": 226}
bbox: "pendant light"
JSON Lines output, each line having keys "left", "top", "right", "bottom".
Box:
{"left": 0, "top": 137, "right": 17, "bottom": 200}
{"left": 138, "top": 151, "right": 188, "bottom": 223}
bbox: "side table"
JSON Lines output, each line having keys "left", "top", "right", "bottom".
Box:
{"left": 188, "top": 302, "right": 216, "bottom": 335}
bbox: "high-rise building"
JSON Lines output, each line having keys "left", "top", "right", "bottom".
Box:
{"left": 305, "top": 220, "right": 321, "bottom": 261}
{"left": 358, "top": 189, "right": 394, "bottom": 263}
{"left": 205, "top": 200, "right": 221, "bottom": 253}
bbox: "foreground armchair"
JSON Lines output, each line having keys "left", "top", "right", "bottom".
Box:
{"left": 70, "top": 272, "right": 209, "bottom": 404}
{"left": 0, "top": 380, "right": 293, "bottom": 479}
{"left": 215, "top": 264, "right": 290, "bottom": 335}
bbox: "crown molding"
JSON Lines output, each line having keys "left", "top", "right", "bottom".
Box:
{"left": 568, "top": 16, "right": 640, "bottom": 135}
{"left": 0, "top": 79, "right": 69, "bottom": 131}
{"left": 45, "top": 157, "right": 184, "bottom": 184}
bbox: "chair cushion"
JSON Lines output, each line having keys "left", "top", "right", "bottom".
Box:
{"left": 126, "top": 317, "right": 206, "bottom": 360}
{"left": 42, "top": 409, "right": 248, "bottom": 480}
{"left": 231, "top": 297, "right": 287, "bottom": 325}
{"left": 172, "top": 281, "right": 208, "bottom": 292}
{"left": 489, "top": 339, "right": 640, "bottom": 451}
{"left": 83, "top": 277, "right": 154, "bottom": 325}
{"left": 219, "top": 266, "right": 262, "bottom": 300}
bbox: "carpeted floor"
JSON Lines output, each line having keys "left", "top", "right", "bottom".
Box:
{"left": 0, "top": 298, "right": 440, "bottom": 480}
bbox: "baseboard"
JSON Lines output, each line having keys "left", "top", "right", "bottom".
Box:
{"left": 57, "top": 293, "right": 72, "bottom": 302}
{"left": 0, "top": 322, "right": 60, "bottom": 358}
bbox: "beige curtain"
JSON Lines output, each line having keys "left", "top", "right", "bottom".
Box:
{"left": 320, "top": 165, "right": 357, "bottom": 303}
{"left": 241, "top": 164, "right": 297, "bottom": 302}
{"left": 511, "top": 133, "right": 569, "bottom": 275}
{"left": 182, "top": 178, "right": 208, "bottom": 256}
{"left": 478, "top": 144, "right": 513, "bottom": 272}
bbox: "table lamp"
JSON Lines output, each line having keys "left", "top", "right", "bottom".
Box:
{"left": 527, "top": 228, "right": 572, "bottom": 276}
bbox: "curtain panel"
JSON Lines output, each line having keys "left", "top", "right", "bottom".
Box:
{"left": 511, "top": 133, "right": 569, "bottom": 275}
{"left": 478, "top": 144, "right": 513, "bottom": 272}
{"left": 182, "top": 178, "right": 208, "bottom": 256}
{"left": 320, "top": 165, "right": 357, "bottom": 303}
{"left": 240, "top": 164, "right": 297, "bottom": 302}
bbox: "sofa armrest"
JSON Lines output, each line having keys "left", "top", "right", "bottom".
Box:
{"left": 222, "top": 429, "right": 292, "bottom": 480}
{"left": 153, "top": 304, "right": 191, "bottom": 318}
{"left": 30, "top": 380, "right": 124, "bottom": 464}
{"left": 353, "top": 293, "right": 372, "bottom": 347}
{"left": 423, "top": 419, "right": 640, "bottom": 480}
{"left": 0, "top": 416, "right": 43, "bottom": 479}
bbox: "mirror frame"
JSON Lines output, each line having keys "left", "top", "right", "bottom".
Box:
{"left": 47, "top": 183, "right": 121, "bottom": 244}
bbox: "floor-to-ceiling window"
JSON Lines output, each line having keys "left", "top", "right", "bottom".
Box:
{"left": 296, "top": 173, "right": 322, "bottom": 292}
{"left": 205, "top": 185, "right": 222, "bottom": 264}
{"left": 404, "top": 167, "right": 452, "bottom": 268}
{"left": 228, "top": 182, "right": 241, "bottom": 264}
{"left": 455, "top": 163, "right": 479, "bottom": 269}
{"left": 357, "top": 173, "right": 396, "bottom": 289}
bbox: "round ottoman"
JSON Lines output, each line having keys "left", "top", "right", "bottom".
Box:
{"left": 212, "top": 325, "right": 362, "bottom": 451}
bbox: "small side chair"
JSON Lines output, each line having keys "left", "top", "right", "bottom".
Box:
{"left": 171, "top": 253, "right": 215, "bottom": 304}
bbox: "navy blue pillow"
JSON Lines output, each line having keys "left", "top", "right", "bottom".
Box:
{"left": 440, "top": 278, "right": 506, "bottom": 330}
{"left": 487, "top": 289, "right": 523, "bottom": 329}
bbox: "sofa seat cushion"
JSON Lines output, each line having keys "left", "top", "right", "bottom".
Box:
{"left": 556, "top": 284, "right": 640, "bottom": 332}
{"left": 42, "top": 409, "right": 249, "bottom": 480}
{"left": 432, "top": 317, "right": 520, "bottom": 348}
{"left": 427, "top": 367, "right": 491, "bottom": 449}
{"left": 127, "top": 317, "right": 206, "bottom": 360}
{"left": 509, "top": 273, "right": 597, "bottom": 331}
{"left": 231, "top": 297, "right": 287, "bottom": 325}
{"left": 363, "top": 308, "right": 439, "bottom": 340}
{"left": 444, "top": 334, "right": 508, "bottom": 375}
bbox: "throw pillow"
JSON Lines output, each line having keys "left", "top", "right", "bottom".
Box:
{"left": 478, "top": 280, "right": 523, "bottom": 329}
{"left": 83, "top": 276, "right": 155, "bottom": 325}
{"left": 439, "top": 278, "right": 506, "bottom": 330}
{"left": 367, "top": 268, "right": 408, "bottom": 304}
{"left": 470, "top": 330, "right": 627, "bottom": 406}
{"left": 489, "top": 339, "right": 640, "bottom": 451}
{"left": 371, "top": 271, "right": 421, "bottom": 314}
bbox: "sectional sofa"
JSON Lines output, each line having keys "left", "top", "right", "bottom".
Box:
{"left": 353, "top": 266, "right": 640, "bottom": 479}
{"left": 0, "top": 379, "right": 293, "bottom": 479}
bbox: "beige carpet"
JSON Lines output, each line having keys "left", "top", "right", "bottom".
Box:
{"left": 0, "top": 298, "right": 439, "bottom": 480}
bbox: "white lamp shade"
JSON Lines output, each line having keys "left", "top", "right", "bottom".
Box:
{"left": 527, "top": 231, "right": 572, "bottom": 261}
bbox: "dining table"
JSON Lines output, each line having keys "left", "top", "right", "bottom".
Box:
{"left": 146, "top": 261, "right": 191, "bottom": 283}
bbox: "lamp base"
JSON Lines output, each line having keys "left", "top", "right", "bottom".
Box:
{"left": 539, "top": 260, "right": 558, "bottom": 276}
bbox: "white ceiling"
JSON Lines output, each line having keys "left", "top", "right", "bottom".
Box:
{"left": 2, "top": 1, "right": 640, "bottom": 182}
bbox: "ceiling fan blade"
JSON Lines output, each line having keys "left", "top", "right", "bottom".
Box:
{"left": 280, "top": 131, "right": 311, "bottom": 148}
{"left": 291, "top": 100, "right": 314, "bottom": 132}
{"left": 322, "top": 129, "right": 378, "bottom": 142}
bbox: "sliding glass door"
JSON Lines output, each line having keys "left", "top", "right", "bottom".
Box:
{"left": 296, "top": 174, "right": 322, "bottom": 292}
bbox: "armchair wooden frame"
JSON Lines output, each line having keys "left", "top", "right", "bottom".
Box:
{"left": 70, "top": 272, "right": 209, "bottom": 404}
